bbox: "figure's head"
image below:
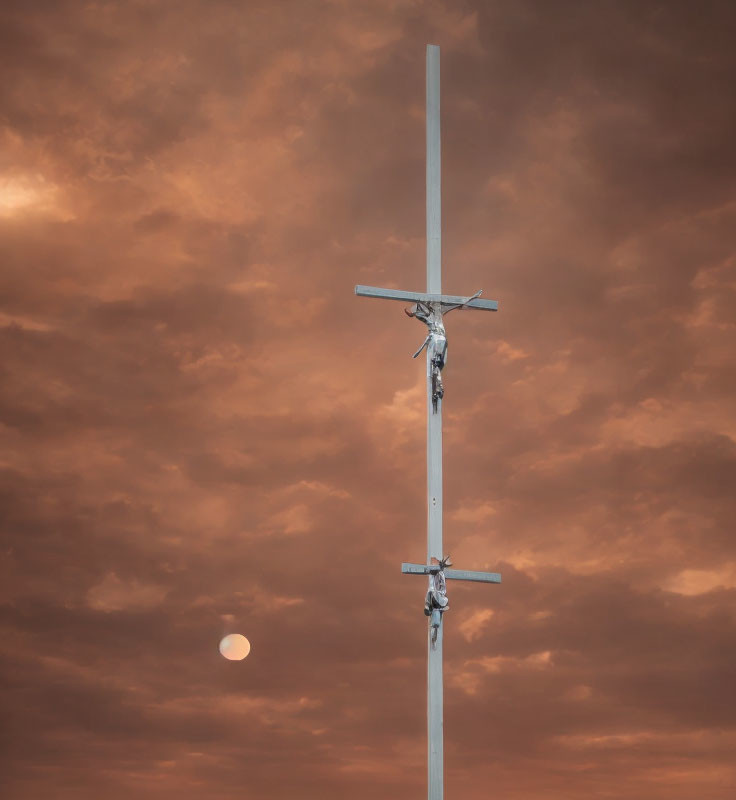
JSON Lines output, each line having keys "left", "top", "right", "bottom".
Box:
{"left": 405, "top": 301, "right": 431, "bottom": 323}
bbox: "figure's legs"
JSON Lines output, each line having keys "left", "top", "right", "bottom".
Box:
{"left": 431, "top": 362, "right": 444, "bottom": 412}
{"left": 430, "top": 608, "right": 442, "bottom": 646}
{"left": 433, "top": 363, "right": 444, "bottom": 400}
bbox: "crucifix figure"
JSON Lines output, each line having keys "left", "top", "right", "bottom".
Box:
{"left": 424, "top": 556, "right": 451, "bottom": 646}
{"left": 406, "top": 289, "right": 483, "bottom": 411}
{"left": 355, "top": 46, "right": 502, "bottom": 800}
{"left": 407, "top": 301, "right": 447, "bottom": 411}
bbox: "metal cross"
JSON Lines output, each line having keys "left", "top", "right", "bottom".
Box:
{"left": 355, "top": 45, "right": 502, "bottom": 800}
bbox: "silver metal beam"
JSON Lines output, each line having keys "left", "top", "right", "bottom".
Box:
{"left": 355, "top": 44, "right": 503, "bottom": 800}
{"left": 354, "top": 285, "right": 498, "bottom": 311}
{"left": 445, "top": 568, "right": 502, "bottom": 584}
{"left": 402, "top": 563, "right": 443, "bottom": 575}
{"left": 427, "top": 44, "right": 441, "bottom": 296}
{"left": 402, "top": 563, "right": 502, "bottom": 584}
{"left": 426, "top": 42, "right": 443, "bottom": 800}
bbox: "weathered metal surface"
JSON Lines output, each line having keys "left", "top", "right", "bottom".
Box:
{"left": 427, "top": 327, "right": 444, "bottom": 800}
{"left": 427, "top": 44, "right": 441, "bottom": 297}
{"left": 445, "top": 568, "right": 502, "bottom": 584}
{"left": 428, "top": 609, "right": 443, "bottom": 800}
{"left": 402, "top": 562, "right": 439, "bottom": 575}
{"left": 402, "top": 563, "right": 502, "bottom": 583}
{"left": 354, "top": 285, "right": 498, "bottom": 311}
{"left": 426, "top": 43, "right": 444, "bottom": 800}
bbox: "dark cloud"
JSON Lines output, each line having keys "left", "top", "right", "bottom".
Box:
{"left": 1, "top": 1, "right": 735, "bottom": 798}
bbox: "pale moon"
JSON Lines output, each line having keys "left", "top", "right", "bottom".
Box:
{"left": 219, "top": 634, "right": 251, "bottom": 660}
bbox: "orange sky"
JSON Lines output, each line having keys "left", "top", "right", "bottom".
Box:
{"left": 2, "top": 2, "right": 736, "bottom": 798}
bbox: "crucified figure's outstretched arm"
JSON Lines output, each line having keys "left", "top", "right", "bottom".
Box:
{"left": 441, "top": 289, "right": 483, "bottom": 315}
{"left": 412, "top": 335, "right": 431, "bottom": 359}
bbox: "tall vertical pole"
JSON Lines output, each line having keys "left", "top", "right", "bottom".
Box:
{"left": 425, "top": 43, "right": 443, "bottom": 800}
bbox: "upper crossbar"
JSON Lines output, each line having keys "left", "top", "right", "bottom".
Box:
{"left": 356, "top": 285, "right": 498, "bottom": 311}
{"left": 401, "top": 562, "right": 502, "bottom": 584}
